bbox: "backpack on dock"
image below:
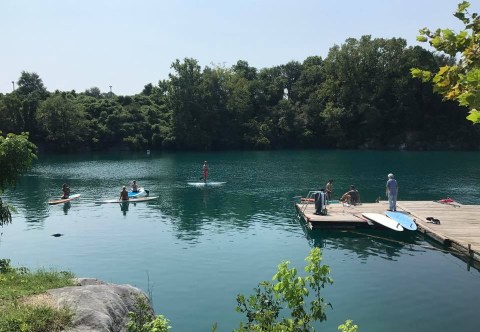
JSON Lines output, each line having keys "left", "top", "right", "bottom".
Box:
{"left": 314, "top": 191, "right": 327, "bottom": 215}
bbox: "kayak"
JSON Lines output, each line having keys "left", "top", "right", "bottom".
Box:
{"left": 96, "top": 196, "right": 158, "bottom": 204}
{"left": 48, "top": 194, "right": 81, "bottom": 205}
{"left": 128, "top": 187, "right": 148, "bottom": 198}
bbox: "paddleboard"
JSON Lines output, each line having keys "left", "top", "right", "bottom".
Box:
{"left": 362, "top": 212, "right": 404, "bottom": 231}
{"left": 385, "top": 211, "right": 417, "bottom": 231}
{"left": 96, "top": 196, "right": 158, "bottom": 204}
{"left": 48, "top": 194, "right": 81, "bottom": 205}
{"left": 128, "top": 187, "right": 147, "bottom": 198}
{"left": 187, "top": 181, "right": 226, "bottom": 187}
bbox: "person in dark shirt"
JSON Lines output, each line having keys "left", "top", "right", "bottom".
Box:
{"left": 341, "top": 185, "right": 360, "bottom": 205}
{"left": 325, "top": 179, "right": 334, "bottom": 200}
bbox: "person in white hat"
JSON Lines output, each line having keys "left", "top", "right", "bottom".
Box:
{"left": 386, "top": 173, "right": 398, "bottom": 211}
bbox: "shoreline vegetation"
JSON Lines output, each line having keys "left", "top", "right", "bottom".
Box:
{"left": 0, "top": 259, "right": 74, "bottom": 332}
{"left": 1, "top": 36, "right": 479, "bottom": 153}
{"left": 0, "top": 250, "right": 358, "bottom": 332}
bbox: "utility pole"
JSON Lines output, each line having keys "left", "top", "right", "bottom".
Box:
{"left": 11, "top": 81, "right": 14, "bottom": 91}
{"left": 109, "top": 85, "right": 112, "bottom": 96}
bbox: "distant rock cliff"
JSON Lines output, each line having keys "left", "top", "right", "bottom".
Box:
{"left": 47, "top": 278, "right": 153, "bottom": 332}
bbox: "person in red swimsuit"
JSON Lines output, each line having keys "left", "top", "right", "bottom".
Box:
{"left": 203, "top": 161, "right": 209, "bottom": 183}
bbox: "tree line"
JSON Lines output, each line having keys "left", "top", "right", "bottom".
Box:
{"left": 1, "top": 35, "right": 479, "bottom": 152}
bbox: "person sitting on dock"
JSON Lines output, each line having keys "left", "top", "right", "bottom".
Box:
{"left": 341, "top": 185, "right": 360, "bottom": 205}
{"left": 120, "top": 186, "right": 129, "bottom": 201}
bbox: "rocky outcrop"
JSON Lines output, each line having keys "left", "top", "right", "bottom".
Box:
{"left": 47, "top": 278, "right": 154, "bottom": 332}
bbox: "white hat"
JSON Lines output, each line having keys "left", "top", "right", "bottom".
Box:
{"left": 388, "top": 173, "right": 394, "bottom": 178}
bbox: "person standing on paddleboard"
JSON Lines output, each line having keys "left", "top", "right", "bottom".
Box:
{"left": 120, "top": 186, "right": 129, "bottom": 201}
{"left": 61, "top": 183, "right": 70, "bottom": 199}
{"left": 386, "top": 173, "right": 398, "bottom": 211}
{"left": 203, "top": 161, "right": 209, "bottom": 183}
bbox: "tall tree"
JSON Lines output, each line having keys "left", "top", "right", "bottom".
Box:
{"left": 0, "top": 93, "right": 24, "bottom": 133}
{"left": 411, "top": 1, "right": 480, "bottom": 123}
{"left": 167, "top": 58, "right": 205, "bottom": 149}
{"left": 0, "top": 132, "right": 37, "bottom": 226}
{"left": 15, "top": 71, "right": 49, "bottom": 136}
{"left": 36, "top": 93, "right": 87, "bottom": 150}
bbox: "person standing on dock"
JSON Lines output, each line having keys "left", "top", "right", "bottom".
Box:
{"left": 325, "top": 179, "right": 334, "bottom": 200}
{"left": 203, "top": 161, "right": 209, "bottom": 183}
{"left": 386, "top": 173, "right": 398, "bottom": 211}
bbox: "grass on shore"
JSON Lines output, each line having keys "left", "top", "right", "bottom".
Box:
{"left": 0, "top": 259, "right": 75, "bottom": 332}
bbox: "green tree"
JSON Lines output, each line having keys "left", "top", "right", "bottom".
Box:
{"left": 167, "top": 58, "right": 206, "bottom": 149}
{"left": 235, "top": 247, "right": 334, "bottom": 331}
{"left": 0, "top": 132, "right": 37, "bottom": 226}
{"left": 16, "top": 71, "right": 49, "bottom": 136}
{"left": 411, "top": 1, "right": 480, "bottom": 123}
{"left": 36, "top": 93, "right": 88, "bottom": 150}
{"left": 0, "top": 93, "right": 24, "bottom": 133}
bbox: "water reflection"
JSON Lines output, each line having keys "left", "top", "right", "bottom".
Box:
{"left": 120, "top": 201, "right": 129, "bottom": 215}
{"left": 63, "top": 202, "right": 71, "bottom": 215}
{"left": 5, "top": 175, "right": 50, "bottom": 227}
{"left": 298, "top": 217, "right": 422, "bottom": 262}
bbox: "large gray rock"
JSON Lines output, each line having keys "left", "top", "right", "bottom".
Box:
{"left": 48, "top": 278, "right": 154, "bottom": 332}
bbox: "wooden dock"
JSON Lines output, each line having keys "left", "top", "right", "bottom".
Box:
{"left": 295, "top": 200, "right": 480, "bottom": 262}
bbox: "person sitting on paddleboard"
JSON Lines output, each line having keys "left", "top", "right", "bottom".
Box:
{"left": 131, "top": 180, "right": 139, "bottom": 193}
{"left": 120, "top": 186, "right": 129, "bottom": 201}
{"left": 341, "top": 185, "right": 360, "bottom": 205}
{"left": 203, "top": 161, "right": 208, "bottom": 183}
{"left": 61, "top": 183, "right": 70, "bottom": 199}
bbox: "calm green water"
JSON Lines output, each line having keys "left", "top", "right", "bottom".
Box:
{"left": 1, "top": 150, "right": 480, "bottom": 331}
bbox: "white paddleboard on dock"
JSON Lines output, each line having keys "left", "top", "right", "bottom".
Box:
{"left": 386, "top": 211, "right": 417, "bottom": 231}
{"left": 362, "top": 212, "right": 404, "bottom": 231}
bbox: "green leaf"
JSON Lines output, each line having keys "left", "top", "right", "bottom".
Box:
{"left": 457, "top": 1, "right": 470, "bottom": 13}
{"left": 416, "top": 36, "right": 428, "bottom": 42}
{"left": 465, "top": 68, "right": 480, "bottom": 85}
{"left": 466, "top": 109, "right": 480, "bottom": 123}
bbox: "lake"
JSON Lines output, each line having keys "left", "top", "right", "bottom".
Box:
{"left": 1, "top": 150, "right": 480, "bottom": 331}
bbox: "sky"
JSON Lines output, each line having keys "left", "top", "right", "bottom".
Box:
{"left": 1, "top": 0, "right": 478, "bottom": 96}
